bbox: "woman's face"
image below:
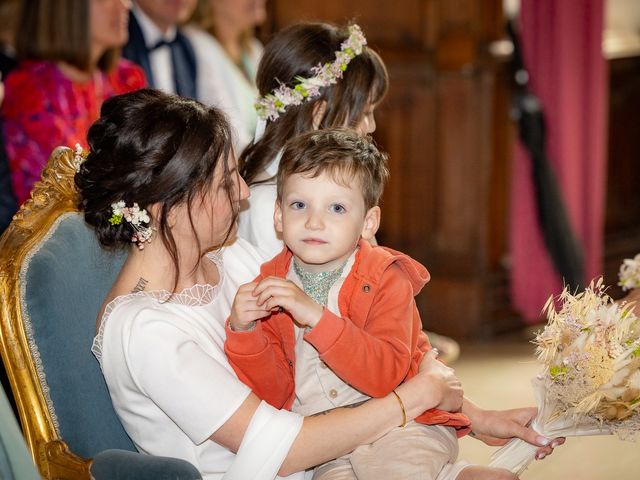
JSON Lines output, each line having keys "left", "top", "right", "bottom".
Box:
{"left": 90, "top": 0, "right": 130, "bottom": 55}
{"left": 176, "top": 153, "right": 249, "bottom": 248}
{"left": 210, "top": 0, "right": 266, "bottom": 32}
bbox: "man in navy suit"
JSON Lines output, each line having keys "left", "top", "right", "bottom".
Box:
{"left": 123, "top": 0, "right": 198, "bottom": 99}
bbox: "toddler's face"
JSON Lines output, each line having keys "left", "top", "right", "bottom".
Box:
{"left": 275, "top": 171, "right": 379, "bottom": 273}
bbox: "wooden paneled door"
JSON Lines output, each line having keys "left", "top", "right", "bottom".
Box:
{"left": 263, "top": 0, "right": 520, "bottom": 338}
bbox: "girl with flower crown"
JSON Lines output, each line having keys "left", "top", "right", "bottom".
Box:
{"left": 238, "top": 23, "right": 383, "bottom": 256}
{"left": 77, "top": 89, "right": 560, "bottom": 480}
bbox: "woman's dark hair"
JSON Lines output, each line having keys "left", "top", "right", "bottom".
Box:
{"left": 75, "top": 89, "right": 236, "bottom": 292}
{"left": 239, "top": 22, "right": 389, "bottom": 185}
{"left": 15, "top": 0, "right": 119, "bottom": 71}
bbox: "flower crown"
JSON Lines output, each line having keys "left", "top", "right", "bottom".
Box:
{"left": 109, "top": 201, "right": 154, "bottom": 250}
{"left": 254, "top": 24, "right": 367, "bottom": 122}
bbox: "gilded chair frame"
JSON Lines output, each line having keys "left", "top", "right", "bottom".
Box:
{"left": 0, "top": 147, "right": 92, "bottom": 478}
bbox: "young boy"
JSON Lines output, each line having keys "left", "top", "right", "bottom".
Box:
{"left": 225, "top": 129, "right": 471, "bottom": 479}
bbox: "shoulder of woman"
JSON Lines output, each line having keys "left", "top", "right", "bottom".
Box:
{"left": 1, "top": 61, "right": 53, "bottom": 115}
{"left": 105, "top": 294, "right": 200, "bottom": 344}
{"left": 221, "top": 237, "right": 270, "bottom": 273}
{"left": 110, "top": 58, "right": 148, "bottom": 92}
{"left": 3, "top": 61, "right": 56, "bottom": 93}
{"left": 247, "top": 38, "right": 264, "bottom": 63}
{"left": 183, "top": 25, "right": 224, "bottom": 53}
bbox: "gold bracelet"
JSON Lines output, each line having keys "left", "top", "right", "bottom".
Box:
{"left": 391, "top": 390, "right": 407, "bottom": 428}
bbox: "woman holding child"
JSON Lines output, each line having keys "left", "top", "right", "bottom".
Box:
{"left": 77, "top": 22, "right": 562, "bottom": 480}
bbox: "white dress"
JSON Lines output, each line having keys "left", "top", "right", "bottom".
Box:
{"left": 92, "top": 238, "right": 303, "bottom": 480}
{"left": 185, "top": 25, "right": 262, "bottom": 153}
{"left": 237, "top": 152, "right": 283, "bottom": 258}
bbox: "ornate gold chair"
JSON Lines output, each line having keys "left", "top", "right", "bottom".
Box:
{"left": 0, "top": 147, "right": 201, "bottom": 479}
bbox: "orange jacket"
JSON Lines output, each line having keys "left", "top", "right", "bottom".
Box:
{"left": 225, "top": 240, "right": 470, "bottom": 436}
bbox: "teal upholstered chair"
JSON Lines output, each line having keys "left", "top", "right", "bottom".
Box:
{"left": 0, "top": 147, "right": 201, "bottom": 480}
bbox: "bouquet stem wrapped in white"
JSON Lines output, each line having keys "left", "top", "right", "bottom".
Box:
{"left": 490, "top": 279, "right": 640, "bottom": 475}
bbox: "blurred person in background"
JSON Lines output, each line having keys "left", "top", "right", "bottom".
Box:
{"left": 0, "top": 0, "right": 19, "bottom": 233}
{"left": 1, "top": 0, "right": 146, "bottom": 205}
{"left": 185, "top": 0, "right": 266, "bottom": 152}
{"left": 123, "top": 0, "right": 198, "bottom": 98}
{"left": 0, "top": 0, "right": 18, "bottom": 77}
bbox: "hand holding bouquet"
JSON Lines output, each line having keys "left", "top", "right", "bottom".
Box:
{"left": 490, "top": 278, "right": 640, "bottom": 475}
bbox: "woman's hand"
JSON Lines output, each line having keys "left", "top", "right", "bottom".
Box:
{"left": 463, "top": 401, "right": 565, "bottom": 459}
{"left": 228, "top": 282, "right": 271, "bottom": 331}
{"left": 253, "top": 276, "right": 324, "bottom": 328}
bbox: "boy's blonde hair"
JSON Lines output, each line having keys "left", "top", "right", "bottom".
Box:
{"left": 277, "top": 128, "right": 389, "bottom": 211}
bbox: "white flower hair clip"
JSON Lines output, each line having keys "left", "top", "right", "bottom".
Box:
{"left": 73, "top": 143, "right": 89, "bottom": 172}
{"left": 619, "top": 253, "right": 640, "bottom": 291}
{"left": 109, "top": 201, "right": 154, "bottom": 250}
{"left": 254, "top": 24, "right": 367, "bottom": 122}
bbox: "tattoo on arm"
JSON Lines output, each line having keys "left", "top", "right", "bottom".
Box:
{"left": 310, "top": 400, "right": 368, "bottom": 417}
{"left": 131, "top": 277, "right": 148, "bottom": 294}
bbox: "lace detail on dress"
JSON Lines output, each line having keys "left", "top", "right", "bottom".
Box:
{"left": 92, "top": 251, "right": 223, "bottom": 365}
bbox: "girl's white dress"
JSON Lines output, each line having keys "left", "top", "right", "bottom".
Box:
{"left": 237, "top": 152, "right": 283, "bottom": 257}
{"left": 92, "top": 238, "right": 303, "bottom": 480}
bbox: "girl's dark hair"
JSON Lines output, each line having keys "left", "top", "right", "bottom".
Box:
{"left": 240, "top": 22, "right": 389, "bottom": 185}
{"left": 15, "top": 0, "right": 119, "bottom": 72}
{"left": 75, "top": 89, "right": 236, "bottom": 291}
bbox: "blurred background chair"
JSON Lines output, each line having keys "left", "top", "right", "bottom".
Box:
{"left": 0, "top": 382, "right": 40, "bottom": 480}
{"left": 0, "top": 147, "right": 201, "bottom": 480}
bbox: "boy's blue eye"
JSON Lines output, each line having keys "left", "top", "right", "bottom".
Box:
{"left": 330, "top": 204, "right": 346, "bottom": 214}
{"left": 291, "top": 201, "right": 305, "bottom": 210}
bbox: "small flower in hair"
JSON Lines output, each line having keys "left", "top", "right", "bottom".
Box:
{"left": 109, "top": 201, "right": 154, "bottom": 250}
{"left": 73, "top": 143, "right": 89, "bottom": 172}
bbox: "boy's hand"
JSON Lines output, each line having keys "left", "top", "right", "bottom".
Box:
{"left": 253, "top": 276, "right": 324, "bottom": 328}
{"left": 418, "top": 350, "right": 464, "bottom": 412}
{"left": 229, "top": 282, "right": 272, "bottom": 331}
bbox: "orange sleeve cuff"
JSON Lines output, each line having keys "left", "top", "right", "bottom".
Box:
{"left": 303, "top": 309, "right": 345, "bottom": 353}
{"left": 224, "top": 320, "right": 269, "bottom": 355}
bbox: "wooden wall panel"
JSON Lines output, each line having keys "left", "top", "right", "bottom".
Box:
{"left": 603, "top": 56, "right": 640, "bottom": 299}
{"left": 267, "top": 1, "right": 429, "bottom": 48}
{"left": 374, "top": 62, "right": 437, "bottom": 256}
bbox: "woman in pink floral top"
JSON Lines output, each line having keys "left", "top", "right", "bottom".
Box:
{"left": 1, "top": 0, "right": 146, "bottom": 204}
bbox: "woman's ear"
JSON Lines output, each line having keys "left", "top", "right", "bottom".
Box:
{"left": 274, "top": 201, "right": 284, "bottom": 233}
{"left": 361, "top": 206, "right": 381, "bottom": 241}
{"left": 311, "top": 100, "right": 328, "bottom": 130}
{"left": 147, "top": 203, "right": 165, "bottom": 226}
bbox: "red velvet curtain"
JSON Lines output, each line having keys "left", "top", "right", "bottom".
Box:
{"left": 509, "top": 0, "right": 608, "bottom": 322}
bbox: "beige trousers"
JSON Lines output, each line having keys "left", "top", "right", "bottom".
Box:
{"left": 312, "top": 422, "right": 470, "bottom": 480}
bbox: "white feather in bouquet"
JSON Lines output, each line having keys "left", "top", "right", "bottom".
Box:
{"left": 490, "top": 278, "right": 640, "bottom": 475}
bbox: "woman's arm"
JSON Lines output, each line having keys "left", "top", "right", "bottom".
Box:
{"left": 210, "top": 349, "right": 461, "bottom": 476}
